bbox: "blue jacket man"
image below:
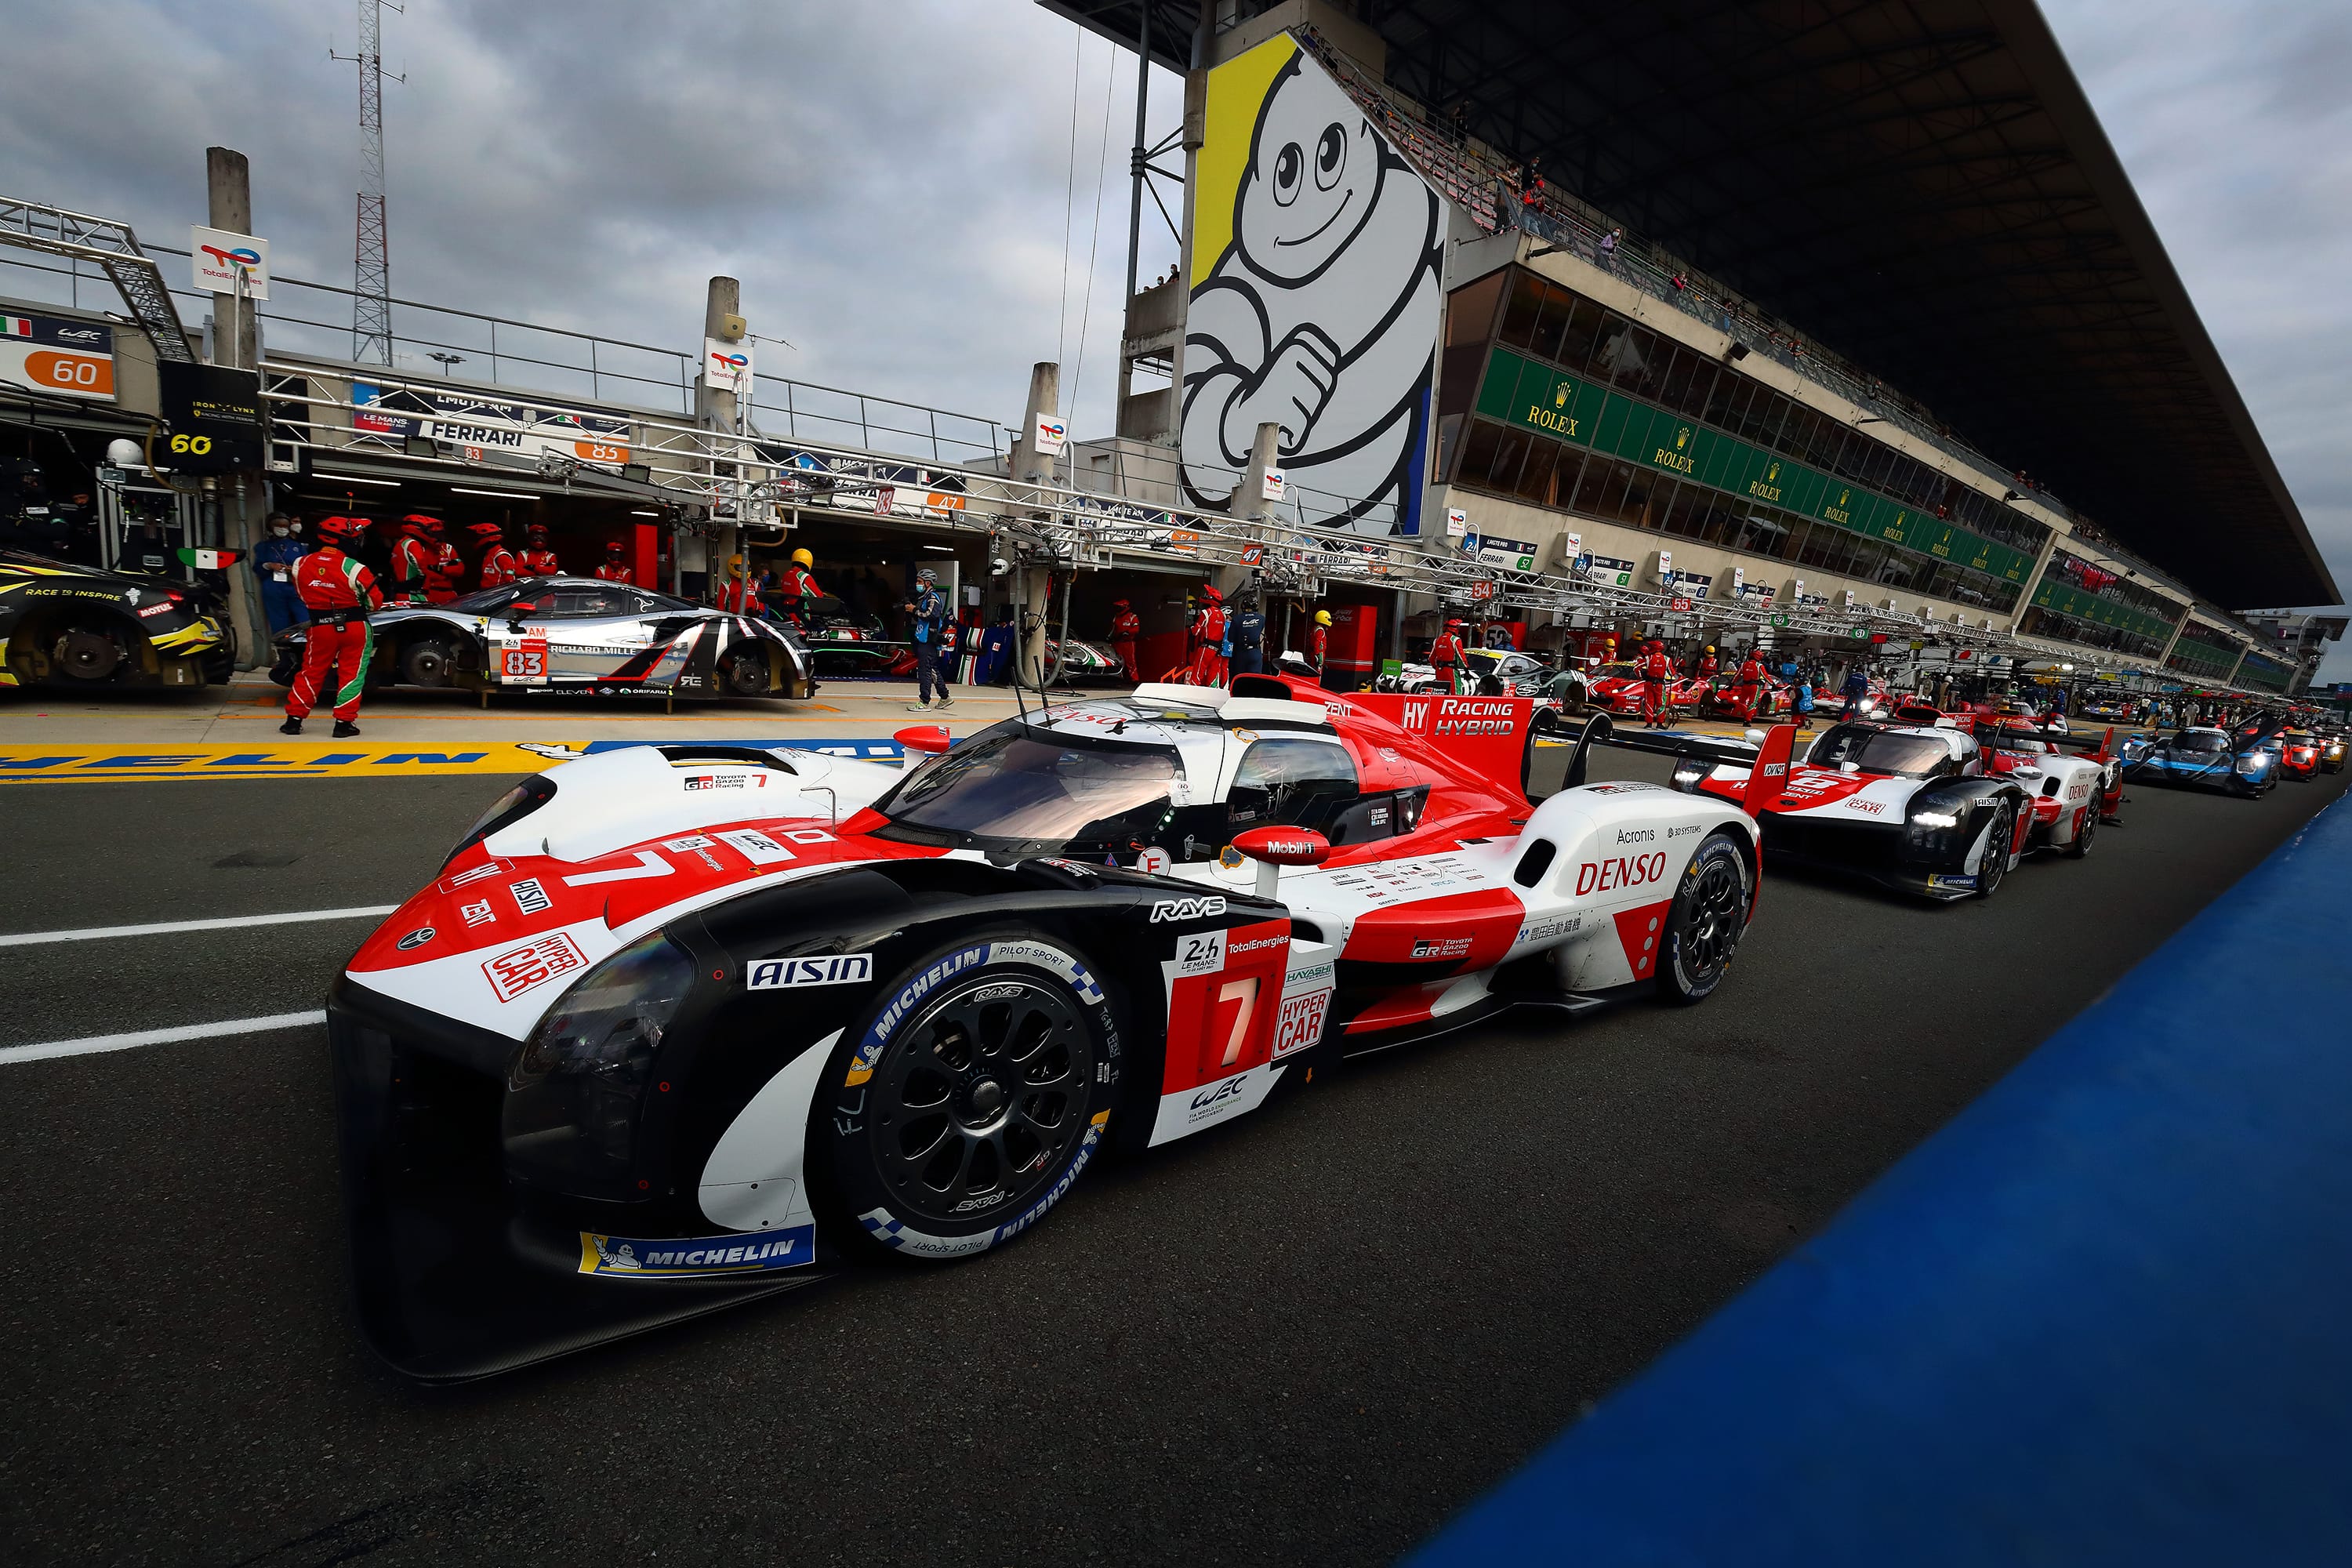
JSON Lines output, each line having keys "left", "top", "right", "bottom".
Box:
{"left": 252, "top": 514, "right": 313, "bottom": 634}
{"left": 902, "top": 567, "right": 953, "bottom": 711}
{"left": 1839, "top": 666, "right": 1869, "bottom": 720}
{"left": 1229, "top": 601, "right": 1266, "bottom": 676}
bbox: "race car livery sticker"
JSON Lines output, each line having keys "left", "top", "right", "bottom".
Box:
{"left": 1515, "top": 913, "right": 1584, "bottom": 946}
{"left": 481, "top": 931, "right": 589, "bottom": 1003}
{"left": 1174, "top": 927, "right": 1226, "bottom": 978}
{"left": 714, "top": 827, "right": 797, "bottom": 866}
{"left": 747, "top": 954, "right": 873, "bottom": 990}
{"left": 460, "top": 898, "right": 495, "bottom": 927}
{"left": 1926, "top": 873, "right": 1977, "bottom": 891}
{"left": 1271, "top": 987, "right": 1330, "bottom": 1058}
{"left": 577, "top": 1225, "right": 815, "bottom": 1278}
{"left": 508, "top": 877, "right": 551, "bottom": 916}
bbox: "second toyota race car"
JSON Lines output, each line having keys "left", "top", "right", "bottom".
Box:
{"left": 327, "top": 675, "right": 1781, "bottom": 1380}
{"left": 1681, "top": 712, "right": 2035, "bottom": 900}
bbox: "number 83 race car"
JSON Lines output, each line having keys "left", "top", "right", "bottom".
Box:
{"left": 328, "top": 675, "right": 1791, "bottom": 1379}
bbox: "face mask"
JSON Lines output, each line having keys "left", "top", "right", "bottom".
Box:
{"left": 270, "top": 526, "right": 289, "bottom": 537}
{"left": 289, "top": 524, "right": 303, "bottom": 535}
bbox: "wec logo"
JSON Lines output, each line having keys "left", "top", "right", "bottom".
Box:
{"left": 1149, "top": 895, "right": 1228, "bottom": 923}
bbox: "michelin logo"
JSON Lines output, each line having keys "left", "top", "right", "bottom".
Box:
{"left": 748, "top": 953, "right": 873, "bottom": 990}
{"left": 578, "top": 1225, "right": 815, "bottom": 1278}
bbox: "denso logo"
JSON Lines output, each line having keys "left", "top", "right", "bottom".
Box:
{"left": 1149, "top": 895, "right": 1227, "bottom": 923}
{"left": 1573, "top": 851, "right": 1668, "bottom": 896}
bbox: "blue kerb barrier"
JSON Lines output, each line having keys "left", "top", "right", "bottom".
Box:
{"left": 1408, "top": 797, "right": 2352, "bottom": 1566}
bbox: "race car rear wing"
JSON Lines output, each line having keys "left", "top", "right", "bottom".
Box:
{"left": 1540, "top": 712, "right": 1797, "bottom": 818}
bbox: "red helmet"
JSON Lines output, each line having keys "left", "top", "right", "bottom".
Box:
{"left": 1111, "top": 597, "right": 1130, "bottom": 608}
{"left": 467, "top": 521, "right": 505, "bottom": 541}
{"left": 526, "top": 523, "right": 549, "bottom": 540}
{"left": 399, "top": 513, "right": 441, "bottom": 540}
{"left": 1446, "top": 619, "right": 1466, "bottom": 631}
{"left": 604, "top": 540, "right": 624, "bottom": 557}
{"left": 1199, "top": 583, "right": 1223, "bottom": 603}
{"left": 318, "top": 514, "right": 368, "bottom": 550}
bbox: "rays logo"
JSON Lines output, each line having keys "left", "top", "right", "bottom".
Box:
{"left": 1149, "top": 895, "right": 1228, "bottom": 923}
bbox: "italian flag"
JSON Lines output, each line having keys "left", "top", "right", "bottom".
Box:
{"left": 176, "top": 547, "right": 241, "bottom": 569}
{"left": 2, "top": 316, "right": 31, "bottom": 338}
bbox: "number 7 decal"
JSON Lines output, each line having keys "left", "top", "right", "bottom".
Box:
{"left": 1212, "top": 975, "right": 1258, "bottom": 1068}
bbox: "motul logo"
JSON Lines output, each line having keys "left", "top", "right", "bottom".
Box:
{"left": 1573, "top": 851, "right": 1668, "bottom": 896}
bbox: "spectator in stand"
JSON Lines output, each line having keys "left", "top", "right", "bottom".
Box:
{"left": 1597, "top": 227, "right": 1621, "bottom": 268}
{"left": 1447, "top": 101, "right": 1468, "bottom": 145}
{"left": 1670, "top": 272, "right": 1688, "bottom": 296}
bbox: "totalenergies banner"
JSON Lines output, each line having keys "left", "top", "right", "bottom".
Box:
{"left": 1, "top": 312, "right": 115, "bottom": 401}
{"left": 352, "top": 382, "right": 633, "bottom": 466}
{"left": 1181, "top": 33, "right": 1441, "bottom": 538}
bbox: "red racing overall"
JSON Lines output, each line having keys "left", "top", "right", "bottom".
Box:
{"left": 1306, "top": 623, "right": 1327, "bottom": 671}
{"left": 286, "top": 549, "right": 383, "bottom": 723}
{"left": 1640, "top": 647, "right": 1673, "bottom": 724}
{"left": 517, "top": 546, "right": 561, "bottom": 577}
{"left": 477, "top": 544, "right": 520, "bottom": 590}
{"left": 1188, "top": 599, "right": 1229, "bottom": 687}
{"left": 1735, "top": 656, "right": 1767, "bottom": 718}
{"left": 1429, "top": 628, "right": 1467, "bottom": 695}
{"left": 388, "top": 534, "right": 434, "bottom": 607}
{"left": 1109, "top": 601, "right": 1141, "bottom": 682}
{"left": 425, "top": 543, "right": 463, "bottom": 603}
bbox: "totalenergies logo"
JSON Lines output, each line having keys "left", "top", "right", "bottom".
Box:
{"left": 710, "top": 350, "right": 749, "bottom": 371}
{"left": 200, "top": 242, "right": 262, "bottom": 274}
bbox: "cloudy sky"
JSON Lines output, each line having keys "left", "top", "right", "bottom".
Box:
{"left": 3, "top": 0, "right": 2345, "bottom": 674}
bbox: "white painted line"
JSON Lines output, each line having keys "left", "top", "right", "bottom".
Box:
{"left": 0, "top": 905, "right": 398, "bottom": 949}
{"left": 0, "top": 1010, "right": 328, "bottom": 1066}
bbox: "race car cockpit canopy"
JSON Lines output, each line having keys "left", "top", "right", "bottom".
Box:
{"left": 1804, "top": 724, "right": 1976, "bottom": 780}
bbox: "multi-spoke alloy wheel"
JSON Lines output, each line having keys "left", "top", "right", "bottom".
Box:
{"left": 824, "top": 935, "right": 1116, "bottom": 1261}
{"left": 1659, "top": 834, "right": 1751, "bottom": 1004}
{"left": 1975, "top": 804, "right": 2014, "bottom": 898}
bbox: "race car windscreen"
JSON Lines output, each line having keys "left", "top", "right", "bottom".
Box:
{"left": 2176, "top": 731, "right": 2228, "bottom": 752}
{"left": 877, "top": 728, "right": 1183, "bottom": 853}
{"left": 1805, "top": 725, "right": 1957, "bottom": 778}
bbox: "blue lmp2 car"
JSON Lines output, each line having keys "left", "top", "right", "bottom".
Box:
{"left": 2118, "top": 723, "right": 2278, "bottom": 798}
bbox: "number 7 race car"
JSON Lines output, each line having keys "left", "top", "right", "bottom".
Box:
{"left": 328, "top": 676, "right": 1787, "bottom": 1380}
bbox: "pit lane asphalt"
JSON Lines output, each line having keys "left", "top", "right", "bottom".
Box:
{"left": 3, "top": 762, "right": 2342, "bottom": 1568}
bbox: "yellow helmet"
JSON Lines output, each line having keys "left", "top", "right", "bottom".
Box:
{"left": 727, "top": 554, "right": 746, "bottom": 575}
{"left": 1705, "top": 644, "right": 1715, "bottom": 653}
{"left": 790, "top": 548, "right": 813, "bottom": 568}
{"left": 1314, "top": 609, "right": 1332, "bottom": 626}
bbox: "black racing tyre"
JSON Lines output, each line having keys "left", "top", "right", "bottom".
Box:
{"left": 1974, "top": 802, "right": 2016, "bottom": 898}
{"left": 818, "top": 931, "right": 1120, "bottom": 1261}
{"left": 1656, "top": 831, "right": 1752, "bottom": 1004}
{"left": 51, "top": 620, "right": 132, "bottom": 682}
{"left": 267, "top": 660, "right": 295, "bottom": 688}
{"left": 2063, "top": 797, "right": 2096, "bottom": 858}
{"left": 400, "top": 637, "right": 456, "bottom": 688}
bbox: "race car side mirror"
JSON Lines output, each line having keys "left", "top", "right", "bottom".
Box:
{"left": 1232, "top": 826, "right": 1330, "bottom": 901}
{"left": 895, "top": 724, "right": 952, "bottom": 757}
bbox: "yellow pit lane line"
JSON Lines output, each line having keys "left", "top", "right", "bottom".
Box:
{"left": 0, "top": 736, "right": 918, "bottom": 783}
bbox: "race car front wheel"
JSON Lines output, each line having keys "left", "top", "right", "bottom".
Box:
{"left": 2063, "top": 801, "right": 2096, "bottom": 858}
{"left": 1974, "top": 803, "right": 2016, "bottom": 898}
{"left": 819, "top": 933, "right": 1120, "bottom": 1261}
{"left": 1657, "top": 833, "right": 1751, "bottom": 1004}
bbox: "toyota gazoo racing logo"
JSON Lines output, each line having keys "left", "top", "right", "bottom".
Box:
{"left": 1149, "top": 895, "right": 1227, "bottom": 923}
{"left": 1573, "top": 851, "right": 1669, "bottom": 897}
{"left": 1410, "top": 935, "right": 1472, "bottom": 960}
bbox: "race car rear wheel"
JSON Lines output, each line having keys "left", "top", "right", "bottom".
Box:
{"left": 717, "top": 648, "right": 770, "bottom": 697}
{"left": 2063, "top": 800, "right": 2096, "bottom": 858}
{"left": 819, "top": 934, "right": 1119, "bottom": 1261}
{"left": 1974, "top": 803, "right": 2016, "bottom": 898}
{"left": 1657, "top": 832, "right": 1751, "bottom": 1004}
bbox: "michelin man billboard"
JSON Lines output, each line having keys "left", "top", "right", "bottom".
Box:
{"left": 1181, "top": 34, "right": 1443, "bottom": 536}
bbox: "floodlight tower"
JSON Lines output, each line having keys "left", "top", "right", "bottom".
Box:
{"left": 332, "top": 0, "right": 404, "bottom": 365}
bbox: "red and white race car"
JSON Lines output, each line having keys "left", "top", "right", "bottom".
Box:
{"left": 1587, "top": 662, "right": 1710, "bottom": 719}
{"left": 326, "top": 673, "right": 1780, "bottom": 1379}
{"left": 1682, "top": 713, "right": 2036, "bottom": 900}
{"left": 1969, "top": 714, "right": 2123, "bottom": 851}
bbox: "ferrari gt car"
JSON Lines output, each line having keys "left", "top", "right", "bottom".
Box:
{"left": 328, "top": 674, "right": 1784, "bottom": 1378}
{"left": 271, "top": 576, "right": 815, "bottom": 701}
{"left": 2, "top": 546, "right": 236, "bottom": 691}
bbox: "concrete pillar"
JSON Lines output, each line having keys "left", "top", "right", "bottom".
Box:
{"left": 1007, "top": 361, "right": 1062, "bottom": 682}
{"left": 205, "top": 146, "right": 267, "bottom": 669}
{"left": 691, "top": 276, "right": 742, "bottom": 598}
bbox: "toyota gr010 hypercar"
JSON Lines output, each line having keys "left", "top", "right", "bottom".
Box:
{"left": 328, "top": 675, "right": 1783, "bottom": 1378}
{"left": 1969, "top": 717, "right": 2123, "bottom": 853}
{"left": 2118, "top": 723, "right": 2279, "bottom": 797}
{"left": 2, "top": 547, "right": 236, "bottom": 691}
{"left": 271, "top": 576, "right": 814, "bottom": 701}
{"left": 1680, "top": 714, "right": 2034, "bottom": 900}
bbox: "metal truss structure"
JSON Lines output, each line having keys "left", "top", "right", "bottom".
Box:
{"left": 0, "top": 196, "right": 194, "bottom": 362}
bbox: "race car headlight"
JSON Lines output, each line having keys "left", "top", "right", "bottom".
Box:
{"left": 1905, "top": 794, "right": 1973, "bottom": 857}
{"left": 1671, "top": 756, "right": 1710, "bottom": 793}
{"left": 502, "top": 930, "right": 696, "bottom": 1200}
{"left": 2237, "top": 755, "right": 2267, "bottom": 776}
